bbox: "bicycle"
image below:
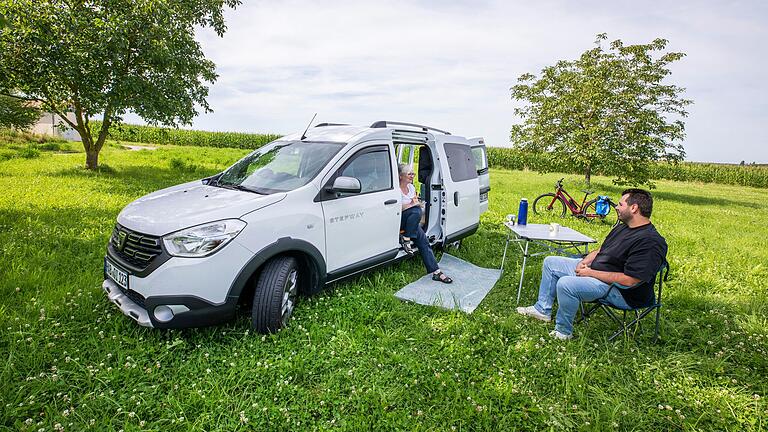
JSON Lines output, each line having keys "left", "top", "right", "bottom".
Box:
{"left": 532, "top": 178, "right": 617, "bottom": 224}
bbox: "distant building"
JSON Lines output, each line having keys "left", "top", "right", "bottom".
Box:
{"left": 31, "top": 111, "right": 81, "bottom": 141}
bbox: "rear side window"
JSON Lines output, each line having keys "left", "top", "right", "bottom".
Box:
{"left": 444, "top": 143, "right": 478, "bottom": 182}
{"left": 471, "top": 146, "right": 488, "bottom": 174}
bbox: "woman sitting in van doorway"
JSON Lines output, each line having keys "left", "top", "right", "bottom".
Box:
{"left": 398, "top": 163, "right": 453, "bottom": 284}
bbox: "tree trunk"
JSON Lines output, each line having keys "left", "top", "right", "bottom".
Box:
{"left": 584, "top": 165, "right": 592, "bottom": 186}
{"left": 85, "top": 150, "right": 99, "bottom": 170}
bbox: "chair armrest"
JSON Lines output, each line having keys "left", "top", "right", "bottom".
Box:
{"left": 609, "top": 281, "right": 642, "bottom": 291}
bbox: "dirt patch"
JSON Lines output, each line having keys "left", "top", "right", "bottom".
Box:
{"left": 123, "top": 144, "right": 158, "bottom": 151}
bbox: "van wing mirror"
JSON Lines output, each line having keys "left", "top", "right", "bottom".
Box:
{"left": 202, "top": 172, "right": 223, "bottom": 185}
{"left": 329, "top": 176, "right": 361, "bottom": 194}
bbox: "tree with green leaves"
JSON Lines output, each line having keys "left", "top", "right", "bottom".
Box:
{"left": 0, "top": 92, "right": 40, "bottom": 131}
{"left": 0, "top": 0, "right": 240, "bottom": 169}
{"left": 510, "top": 34, "right": 692, "bottom": 186}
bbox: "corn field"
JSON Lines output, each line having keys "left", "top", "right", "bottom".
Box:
{"left": 487, "top": 147, "right": 768, "bottom": 189}
{"left": 88, "top": 123, "right": 767, "bottom": 188}
{"left": 91, "top": 121, "right": 281, "bottom": 150}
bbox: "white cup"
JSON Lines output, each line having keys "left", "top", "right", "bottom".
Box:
{"left": 506, "top": 214, "right": 516, "bottom": 225}
{"left": 549, "top": 223, "right": 560, "bottom": 236}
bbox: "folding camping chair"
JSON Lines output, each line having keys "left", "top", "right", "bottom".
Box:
{"left": 577, "top": 261, "right": 670, "bottom": 342}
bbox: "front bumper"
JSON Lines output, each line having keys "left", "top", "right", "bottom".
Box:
{"left": 102, "top": 278, "right": 237, "bottom": 328}
{"left": 103, "top": 279, "right": 153, "bottom": 327}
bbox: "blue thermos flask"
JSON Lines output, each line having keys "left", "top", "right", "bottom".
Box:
{"left": 518, "top": 198, "right": 528, "bottom": 225}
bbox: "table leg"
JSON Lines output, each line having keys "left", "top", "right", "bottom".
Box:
{"left": 500, "top": 231, "right": 511, "bottom": 273}
{"left": 516, "top": 240, "right": 529, "bottom": 304}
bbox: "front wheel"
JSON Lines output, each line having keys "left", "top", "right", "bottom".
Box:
{"left": 532, "top": 193, "right": 567, "bottom": 217}
{"left": 251, "top": 256, "right": 299, "bottom": 333}
{"left": 583, "top": 198, "right": 618, "bottom": 225}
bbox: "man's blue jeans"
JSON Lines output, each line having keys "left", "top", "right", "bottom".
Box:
{"left": 533, "top": 256, "right": 630, "bottom": 335}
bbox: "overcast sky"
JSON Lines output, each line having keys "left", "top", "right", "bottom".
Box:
{"left": 141, "top": 0, "right": 768, "bottom": 163}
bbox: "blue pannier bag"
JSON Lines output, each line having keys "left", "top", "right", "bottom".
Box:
{"left": 595, "top": 196, "right": 610, "bottom": 216}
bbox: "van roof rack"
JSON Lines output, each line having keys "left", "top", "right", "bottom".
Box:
{"left": 370, "top": 120, "right": 451, "bottom": 135}
{"left": 314, "top": 123, "right": 349, "bottom": 128}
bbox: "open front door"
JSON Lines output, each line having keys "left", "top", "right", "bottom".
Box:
{"left": 434, "top": 136, "right": 479, "bottom": 244}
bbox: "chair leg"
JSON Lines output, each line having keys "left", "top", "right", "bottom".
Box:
{"left": 593, "top": 303, "right": 663, "bottom": 343}
{"left": 576, "top": 303, "right": 601, "bottom": 324}
{"left": 613, "top": 307, "right": 659, "bottom": 342}
{"left": 633, "top": 310, "right": 641, "bottom": 337}
{"left": 603, "top": 307, "right": 628, "bottom": 341}
{"left": 608, "top": 324, "right": 627, "bottom": 341}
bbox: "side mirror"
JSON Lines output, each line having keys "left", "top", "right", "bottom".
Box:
{"left": 202, "top": 172, "right": 223, "bottom": 185}
{"left": 329, "top": 176, "right": 361, "bottom": 194}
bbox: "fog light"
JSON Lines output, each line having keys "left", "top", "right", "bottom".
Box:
{"left": 153, "top": 305, "right": 174, "bottom": 323}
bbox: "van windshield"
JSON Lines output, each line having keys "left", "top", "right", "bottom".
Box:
{"left": 217, "top": 140, "right": 344, "bottom": 194}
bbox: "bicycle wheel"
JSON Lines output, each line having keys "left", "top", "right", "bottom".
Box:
{"left": 532, "top": 193, "right": 567, "bottom": 217}
{"left": 583, "top": 198, "right": 617, "bottom": 225}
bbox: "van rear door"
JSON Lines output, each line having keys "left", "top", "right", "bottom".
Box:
{"left": 434, "top": 136, "right": 479, "bottom": 245}
{"left": 468, "top": 138, "right": 490, "bottom": 214}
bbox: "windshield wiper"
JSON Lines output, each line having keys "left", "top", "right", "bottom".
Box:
{"left": 217, "top": 183, "right": 266, "bottom": 195}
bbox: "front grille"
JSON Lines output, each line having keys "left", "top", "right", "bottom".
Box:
{"left": 110, "top": 224, "right": 163, "bottom": 271}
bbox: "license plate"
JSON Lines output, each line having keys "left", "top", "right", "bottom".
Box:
{"left": 105, "top": 258, "right": 129, "bottom": 290}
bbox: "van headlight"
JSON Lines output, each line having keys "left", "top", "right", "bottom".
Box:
{"left": 163, "top": 219, "right": 246, "bottom": 257}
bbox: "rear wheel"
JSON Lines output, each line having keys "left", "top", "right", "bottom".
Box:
{"left": 251, "top": 256, "right": 299, "bottom": 333}
{"left": 532, "top": 193, "right": 567, "bottom": 217}
{"left": 583, "top": 198, "right": 617, "bottom": 225}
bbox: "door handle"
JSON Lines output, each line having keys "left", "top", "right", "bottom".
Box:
{"left": 384, "top": 199, "right": 398, "bottom": 205}
{"left": 453, "top": 192, "right": 459, "bottom": 206}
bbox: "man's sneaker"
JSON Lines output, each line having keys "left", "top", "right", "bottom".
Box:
{"left": 516, "top": 306, "right": 551, "bottom": 322}
{"left": 549, "top": 330, "right": 573, "bottom": 340}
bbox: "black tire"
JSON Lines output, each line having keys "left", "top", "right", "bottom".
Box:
{"left": 532, "top": 193, "right": 567, "bottom": 217}
{"left": 583, "top": 198, "right": 617, "bottom": 225}
{"left": 251, "top": 256, "right": 299, "bottom": 333}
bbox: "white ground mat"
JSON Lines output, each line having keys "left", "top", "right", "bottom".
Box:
{"left": 394, "top": 253, "right": 502, "bottom": 313}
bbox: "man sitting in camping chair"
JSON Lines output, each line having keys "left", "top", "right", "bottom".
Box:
{"left": 517, "top": 189, "right": 668, "bottom": 340}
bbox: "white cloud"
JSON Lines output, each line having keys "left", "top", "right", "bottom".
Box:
{"left": 135, "top": 0, "right": 768, "bottom": 163}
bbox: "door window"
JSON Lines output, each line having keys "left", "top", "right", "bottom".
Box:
{"left": 444, "top": 143, "right": 478, "bottom": 182}
{"left": 338, "top": 148, "right": 392, "bottom": 194}
{"left": 471, "top": 146, "right": 488, "bottom": 174}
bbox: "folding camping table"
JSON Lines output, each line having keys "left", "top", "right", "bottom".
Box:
{"left": 500, "top": 222, "right": 597, "bottom": 304}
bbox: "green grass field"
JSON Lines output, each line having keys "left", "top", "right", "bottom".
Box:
{"left": 1, "top": 142, "right": 766, "bottom": 431}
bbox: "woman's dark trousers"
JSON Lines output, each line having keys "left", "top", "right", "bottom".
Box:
{"left": 400, "top": 206, "right": 438, "bottom": 273}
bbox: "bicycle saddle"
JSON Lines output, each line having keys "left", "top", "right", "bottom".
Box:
{"left": 581, "top": 189, "right": 595, "bottom": 195}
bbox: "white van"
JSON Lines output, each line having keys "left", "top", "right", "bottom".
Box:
{"left": 103, "top": 121, "right": 490, "bottom": 332}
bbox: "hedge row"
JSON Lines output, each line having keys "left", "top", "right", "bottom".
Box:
{"left": 91, "top": 121, "right": 281, "bottom": 150}
{"left": 487, "top": 147, "right": 768, "bottom": 189}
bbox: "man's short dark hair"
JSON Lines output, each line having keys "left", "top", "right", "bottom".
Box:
{"left": 622, "top": 188, "right": 653, "bottom": 218}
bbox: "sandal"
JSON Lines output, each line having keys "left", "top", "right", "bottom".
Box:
{"left": 432, "top": 271, "right": 453, "bottom": 284}
{"left": 400, "top": 236, "right": 415, "bottom": 256}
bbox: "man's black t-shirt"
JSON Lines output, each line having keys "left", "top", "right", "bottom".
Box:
{"left": 590, "top": 222, "right": 668, "bottom": 308}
